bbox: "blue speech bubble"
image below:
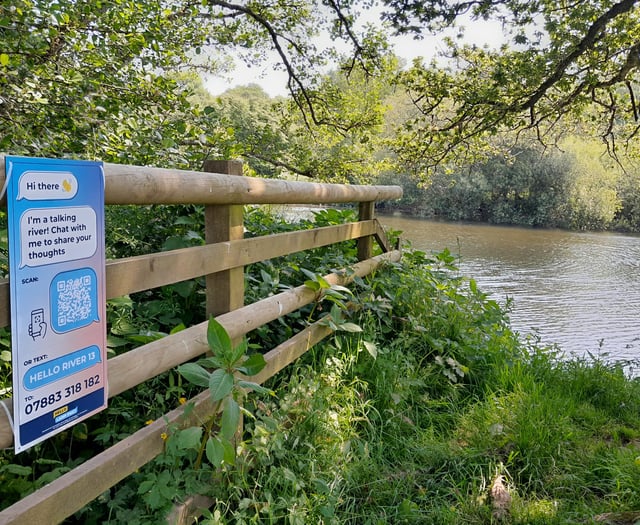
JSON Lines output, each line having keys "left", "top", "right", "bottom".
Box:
{"left": 50, "top": 268, "right": 99, "bottom": 333}
{"left": 23, "top": 345, "right": 102, "bottom": 390}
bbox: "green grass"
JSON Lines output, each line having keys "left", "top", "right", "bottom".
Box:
{"left": 3, "top": 209, "right": 640, "bottom": 524}
{"left": 186, "top": 249, "right": 640, "bottom": 524}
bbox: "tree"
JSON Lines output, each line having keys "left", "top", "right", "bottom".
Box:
{"left": 0, "top": 0, "right": 388, "bottom": 169}
{"left": 195, "top": 59, "right": 399, "bottom": 181}
{"left": 0, "top": 1, "right": 223, "bottom": 165}
{"left": 277, "top": 58, "right": 398, "bottom": 182}
{"left": 384, "top": 0, "right": 640, "bottom": 175}
{"left": 4, "top": 0, "right": 638, "bottom": 180}
{"left": 562, "top": 137, "right": 622, "bottom": 229}
{"left": 204, "top": 84, "right": 294, "bottom": 178}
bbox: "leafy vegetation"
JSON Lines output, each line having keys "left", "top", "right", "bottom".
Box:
{"left": 388, "top": 0, "right": 640, "bottom": 173}
{"left": 2, "top": 0, "right": 640, "bottom": 521}
{"left": 2, "top": 209, "right": 639, "bottom": 524}
{"left": 377, "top": 139, "right": 640, "bottom": 231}
{"left": 4, "top": 1, "right": 640, "bottom": 171}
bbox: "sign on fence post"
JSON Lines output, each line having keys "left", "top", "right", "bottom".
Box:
{"left": 5, "top": 156, "right": 108, "bottom": 453}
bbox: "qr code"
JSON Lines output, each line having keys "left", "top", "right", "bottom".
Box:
{"left": 56, "top": 276, "right": 92, "bottom": 326}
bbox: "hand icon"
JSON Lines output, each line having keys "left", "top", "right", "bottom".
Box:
{"left": 28, "top": 321, "right": 47, "bottom": 340}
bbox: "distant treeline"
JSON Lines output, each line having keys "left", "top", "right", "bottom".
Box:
{"left": 379, "top": 141, "right": 640, "bottom": 232}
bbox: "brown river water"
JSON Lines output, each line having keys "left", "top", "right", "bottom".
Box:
{"left": 379, "top": 214, "right": 640, "bottom": 365}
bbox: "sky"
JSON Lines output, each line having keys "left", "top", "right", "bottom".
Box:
{"left": 204, "top": 14, "right": 508, "bottom": 98}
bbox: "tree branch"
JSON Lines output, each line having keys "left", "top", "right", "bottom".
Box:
{"left": 517, "top": 0, "right": 638, "bottom": 112}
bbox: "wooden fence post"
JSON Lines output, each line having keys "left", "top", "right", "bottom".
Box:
{"left": 203, "top": 160, "right": 245, "bottom": 317}
{"left": 357, "top": 201, "right": 375, "bottom": 261}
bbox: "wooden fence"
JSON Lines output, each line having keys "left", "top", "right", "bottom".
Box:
{"left": 0, "top": 157, "right": 402, "bottom": 524}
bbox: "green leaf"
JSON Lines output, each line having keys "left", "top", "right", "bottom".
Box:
{"left": 222, "top": 437, "right": 236, "bottom": 466}
{"left": 177, "top": 362, "right": 211, "bottom": 387}
{"left": 108, "top": 295, "right": 134, "bottom": 307}
{"left": 338, "top": 322, "right": 362, "bottom": 333}
{"left": 207, "top": 317, "right": 233, "bottom": 360}
{"left": 319, "top": 316, "right": 338, "bottom": 330}
{"left": 208, "top": 369, "right": 234, "bottom": 401}
{"left": 300, "top": 268, "right": 317, "bottom": 280}
{"left": 304, "top": 279, "right": 321, "bottom": 292}
{"left": 171, "top": 280, "right": 196, "bottom": 298}
{"left": 229, "top": 338, "right": 248, "bottom": 366}
{"left": 138, "top": 478, "right": 156, "bottom": 494}
{"left": 0, "top": 350, "right": 11, "bottom": 362}
{"left": 237, "top": 380, "right": 272, "bottom": 395}
{"left": 33, "top": 458, "right": 63, "bottom": 467}
{"left": 325, "top": 288, "right": 347, "bottom": 300}
{"left": 206, "top": 436, "right": 224, "bottom": 467}
{"left": 0, "top": 54, "right": 9, "bottom": 66}
{"left": 236, "top": 353, "right": 266, "bottom": 376}
{"left": 316, "top": 275, "right": 331, "bottom": 289}
{"left": 220, "top": 397, "right": 240, "bottom": 440}
{"left": 198, "top": 356, "right": 225, "bottom": 369}
{"left": 176, "top": 426, "right": 203, "bottom": 450}
{"left": 1, "top": 464, "right": 31, "bottom": 476}
{"left": 363, "top": 341, "right": 378, "bottom": 359}
{"left": 329, "top": 303, "right": 342, "bottom": 321}
{"left": 72, "top": 422, "right": 88, "bottom": 441}
{"left": 106, "top": 335, "right": 129, "bottom": 349}
{"left": 174, "top": 215, "right": 199, "bottom": 226}
{"left": 330, "top": 284, "right": 352, "bottom": 294}
{"left": 127, "top": 331, "right": 166, "bottom": 344}
{"left": 170, "top": 323, "right": 186, "bottom": 335}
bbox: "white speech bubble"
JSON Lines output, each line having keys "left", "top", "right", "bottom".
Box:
{"left": 20, "top": 207, "right": 97, "bottom": 268}
{"left": 17, "top": 171, "right": 78, "bottom": 201}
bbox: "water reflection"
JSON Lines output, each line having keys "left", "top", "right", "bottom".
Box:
{"left": 379, "top": 215, "right": 640, "bottom": 362}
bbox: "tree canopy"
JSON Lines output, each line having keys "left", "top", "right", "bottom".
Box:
{"left": 0, "top": 0, "right": 386, "bottom": 166}
{"left": 385, "top": 0, "right": 640, "bottom": 174}
{"left": 1, "top": 0, "right": 639, "bottom": 176}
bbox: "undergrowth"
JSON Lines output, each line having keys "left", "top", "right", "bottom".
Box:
{"left": 1, "top": 206, "right": 639, "bottom": 524}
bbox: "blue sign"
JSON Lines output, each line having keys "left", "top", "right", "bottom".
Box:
{"left": 6, "top": 156, "right": 107, "bottom": 453}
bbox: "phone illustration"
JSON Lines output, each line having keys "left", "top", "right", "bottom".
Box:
{"left": 28, "top": 308, "right": 47, "bottom": 340}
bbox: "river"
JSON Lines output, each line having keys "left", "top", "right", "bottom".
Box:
{"left": 379, "top": 214, "right": 640, "bottom": 365}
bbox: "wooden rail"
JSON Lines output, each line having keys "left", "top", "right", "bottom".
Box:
{"left": 0, "top": 156, "right": 402, "bottom": 523}
{"left": 0, "top": 157, "right": 402, "bottom": 205}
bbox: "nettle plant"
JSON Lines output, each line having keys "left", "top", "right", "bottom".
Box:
{"left": 170, "top": 318, "right": 270, "bottom": 471}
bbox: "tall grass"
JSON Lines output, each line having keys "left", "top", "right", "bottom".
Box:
{"left": 190, "top": 242, "right": 640, "bottom": 524}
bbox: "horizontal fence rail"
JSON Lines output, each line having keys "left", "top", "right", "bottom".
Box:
{"left": 0, "top": 220, "right": 390, "bottom": 328}
{"left": 0, "top": 156, "right": 403, "bottom": 524}
{"left": 0, "top": 156, "right": 403, "bottom": 205}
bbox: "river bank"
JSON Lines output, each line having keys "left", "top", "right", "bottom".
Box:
{"left": 379, "top": 213, "right": 640, "bottom": 367}
{"left": 2, "top": 207, "right": 640, "bottom": 523}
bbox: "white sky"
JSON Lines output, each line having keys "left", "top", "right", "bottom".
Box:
{"left": 205, "top": 15, "right": 508, "bottom": 97}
